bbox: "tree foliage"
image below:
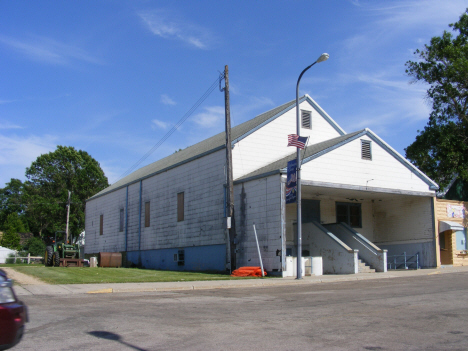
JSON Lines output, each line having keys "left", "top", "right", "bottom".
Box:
{"left": 0, "top": 146, "right": 109, "bottom": 243}
{"left": 22, "top": 236, "right": 46, "bottom": 256}
{"left": 24, "top": 145, "right": 109, "bottom": 241}
{"left": 0, "top": 212, "right": 25, "bottom": 250}
{"left": 0, "top": 178, "right": 27, "bottom": 230}
{"left": 405, "top": 9, "right": 468, "bottom": 188}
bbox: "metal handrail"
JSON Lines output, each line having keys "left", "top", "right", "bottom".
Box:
{"left": 387, "top": 252, "right": 420, "bottom": 270}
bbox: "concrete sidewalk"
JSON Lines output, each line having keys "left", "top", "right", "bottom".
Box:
{"left": 13, "top": 265, "right": 468, "bottom": 296}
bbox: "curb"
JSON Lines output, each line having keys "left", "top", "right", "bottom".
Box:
{"left": 12, "top": 266, "right": 468, "bottom": 296}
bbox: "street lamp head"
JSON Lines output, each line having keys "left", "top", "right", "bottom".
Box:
{"left": 316, "top": 53, "right": 329, "bottom": 63}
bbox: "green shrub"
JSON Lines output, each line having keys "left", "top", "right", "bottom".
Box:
{"left": 23, "top": 237, "right": 46, "bottom": 256}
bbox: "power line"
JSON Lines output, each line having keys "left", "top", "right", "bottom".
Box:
{"left": 118, "top": 76, "right": 221, "bottom": 180}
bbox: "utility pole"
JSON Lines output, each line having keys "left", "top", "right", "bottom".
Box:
{"left": 65, "top": 190, "right": 71, "bottom": 243}
{"left": 223, "top": 65, "right": 236, "bottom": 272}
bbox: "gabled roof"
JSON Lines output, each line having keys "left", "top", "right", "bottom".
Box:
{"left": 91, "top": 95, "right": 341, "bottom": 200}
{"left": 235, "top": 128, "right": 439, "bottom": 191}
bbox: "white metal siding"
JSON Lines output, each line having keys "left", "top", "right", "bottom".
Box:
{"left": 234, "top": 175, "right": 283, "bottom": 271}
{"left": 85, "top": 187, "right": 127, "bottom": 254}
{"left": 301, "top": 135, "right": 432, "bottom": 193}
{"left": 85, "top": 150, "right": 227, "bottom": 254}
{"left": 232, "top": 100, "right": 342, "bottom": 179}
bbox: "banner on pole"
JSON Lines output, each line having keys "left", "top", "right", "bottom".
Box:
{"left": 286, "top": 159, "right": 297, "bottom": 204}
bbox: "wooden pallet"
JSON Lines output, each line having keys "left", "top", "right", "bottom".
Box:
{"left": 60, "top": 258, "right": 85, "bottom": 267}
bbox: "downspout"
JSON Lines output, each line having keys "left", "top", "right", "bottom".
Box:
{"left": 138, "top": 180, "right": 142, "bottom": 266}
{"left": 125, "top": 186, "right": 128, "bottom": 252}
{"left": 431, "top": 196, "right": 440, "bottom": 268}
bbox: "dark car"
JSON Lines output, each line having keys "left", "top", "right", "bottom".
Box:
{"left": 0, "top": 269, "right": 28, "bottom": 350}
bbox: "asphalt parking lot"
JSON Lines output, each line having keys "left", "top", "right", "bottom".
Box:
{"left": 15, "top": 268, "right": 468, "bottom": 351}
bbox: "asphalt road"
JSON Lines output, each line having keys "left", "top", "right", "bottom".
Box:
{"left": 15, "top": 272, "right": 468, "bottom": 351}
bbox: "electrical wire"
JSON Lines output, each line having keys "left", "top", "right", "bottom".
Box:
{"left": 118, "top": 76, "right": 221, "bottom": 180}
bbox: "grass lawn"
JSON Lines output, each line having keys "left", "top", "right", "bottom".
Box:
{"left": 1, "top": 264, "right": 262, "bottom": 285}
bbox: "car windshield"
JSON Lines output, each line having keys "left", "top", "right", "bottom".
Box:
{"left": 0, "top": 275, "right": 15, "bottom": 304}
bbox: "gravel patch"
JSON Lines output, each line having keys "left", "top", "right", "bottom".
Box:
{"left": 1, "top": 267, "right": 46, "bottom": 285}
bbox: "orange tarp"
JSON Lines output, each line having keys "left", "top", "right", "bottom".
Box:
{"left": 231, "top": 266, "right": 267, "bottom": 277}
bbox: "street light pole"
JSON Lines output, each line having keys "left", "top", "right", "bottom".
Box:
{"left": 296, "top": 53, "right": 329, "bottom": 279}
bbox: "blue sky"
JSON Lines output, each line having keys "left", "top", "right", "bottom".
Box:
{"left": 1, "top": 0, "right": 467, "bottom": 187}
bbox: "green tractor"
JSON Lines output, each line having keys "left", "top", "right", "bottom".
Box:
{"left": 44, "top": 231, "right": 80, "bottom": 267}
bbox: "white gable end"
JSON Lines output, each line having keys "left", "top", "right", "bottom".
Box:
{"left": 233, "top": 97, "right": 343, "bottom": 179}
{"left": 301, "top": 134, "right": 434, "bottom": 194}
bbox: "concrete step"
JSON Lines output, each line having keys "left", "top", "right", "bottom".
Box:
{"left": 358, "top": 260, "right": 376, "bottom": 273}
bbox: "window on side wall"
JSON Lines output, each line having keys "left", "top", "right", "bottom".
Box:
{"left": 100, "top": 214, "right": 104, "bottom": 235}
{"left": 301, "top": 110, "right": 312, "bottom": 129}
{"left": 178, "top": 249, "right": 185, "bottom": 266}
{"left": 177, "top": 192, "right": 184, "bottom": 222}
{"left": 145, "top": 201, "right": 150, "bottom": 227}
{"left": 336, "top": 202, "right": 362, "bottom": 228}
{"left": 119, "top": 209, "right": 124, "bottom": 232}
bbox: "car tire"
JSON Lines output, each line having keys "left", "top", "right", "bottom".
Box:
{"left": 45, "top": 246, "right": 54, "bottom": 266}
{"left": 53, "top": 251, "right": 60, "bottom": 267}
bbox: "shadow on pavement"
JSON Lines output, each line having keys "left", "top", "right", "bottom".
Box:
{"left": 88, "top": 330, "right": 148, "bottom": 351}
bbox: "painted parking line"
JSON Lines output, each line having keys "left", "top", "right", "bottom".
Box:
{"left": 87, "top": 288, "right": 113, "bottom": 294}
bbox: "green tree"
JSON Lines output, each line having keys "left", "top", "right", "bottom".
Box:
{"left": 1, "top": 212, "right": 25, "bottom": 250}
{"left": 0, "top": 178, "right": 26, "bottom": 230}
{"left": 22, "top": 236, "right": 46, "bottom": 256}
{"left": 24, "top": 145, "right": 109, "bottom": 241}
{"left": 405, "top": 9, "right": 468, "bottom": 189}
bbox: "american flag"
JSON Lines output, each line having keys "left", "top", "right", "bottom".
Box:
{"left": 287, "top": 134, "right": 308, "bottom": 149}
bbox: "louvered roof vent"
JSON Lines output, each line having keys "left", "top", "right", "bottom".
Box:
{"left": 301, "top": 110, "right": 311, "bottom": 129}
{"left": 361, "top": 140, "right": 372, "bottom": 160}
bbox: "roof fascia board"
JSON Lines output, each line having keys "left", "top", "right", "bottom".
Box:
{"left": 301, "top": 180, "right": 436, "bottom": 197}
{"left": 233, "top": 170, "right": 281, "bottom": 185}
{"left": 88, "top": 145, "right": 226, "bottom": 201}
{"left": 304, "top": 94, "right": 346, "bottom": 135}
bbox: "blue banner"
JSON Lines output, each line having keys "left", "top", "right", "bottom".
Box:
{"left": 286, "top": 159, "right": 297, "bottom": 204}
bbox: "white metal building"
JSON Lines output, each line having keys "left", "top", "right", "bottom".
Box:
{"left": 85, "top": 95, "right": 439, "bottom": 275}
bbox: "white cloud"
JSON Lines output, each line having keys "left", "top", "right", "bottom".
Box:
{"left": 0, "top": 99, "right": 16, "bottom": 105}
{"left": 161, "top": 94, "right": 176, "bottom": 105}
{"left": 342, "top": 0, "right": 468, "bottom": 60}
{"left": 152, "top": 119, "right": 170, "bottom": 130}
{"left": 0, "top": 121, "right": 22, "bottom": 129}
{"left": 0, "top": 133, "right": 57, "bottom": 185}
{"left": 192, "top": 106, "right": 224, "bottom": 128}
{"left": 138, "top": 10, "right": 214, "bottom": 49}
{"left": 0, "top": 34, "right": 102, "bottom": 65}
